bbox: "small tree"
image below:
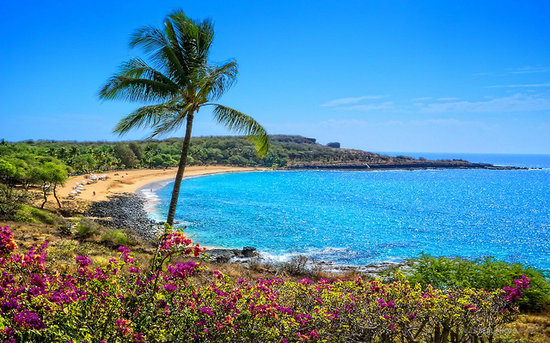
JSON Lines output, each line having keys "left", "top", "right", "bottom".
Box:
{"left": 30, "top": 162, "right": 67, "bottom": 209}
{"left": 114, "top": 144, "right": 139, "bottom": 169}
{"left": 0, "top": 159, "right": 17, "bottom": 189}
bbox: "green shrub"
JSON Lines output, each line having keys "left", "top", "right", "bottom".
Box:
{"left": 0, "top": 184, "right": 28, "bottom": 219}
{"left": 14, "top": 204, "right": 56, "bottom": 225}
{"left": 281, "top": 255, "right": 309, "bottom": 276}
{"left": 75, "top": 218, "right": 100, "bottom": 239}
{"left": 402, "top": 254, "right": 550, "bottom": 312}
{"left": 101, "top": 229, "right": 129, "bottom": 247}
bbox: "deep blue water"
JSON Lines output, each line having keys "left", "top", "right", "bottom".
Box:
{"left": 154, "top": 156, "right": 550, "bottom": 270}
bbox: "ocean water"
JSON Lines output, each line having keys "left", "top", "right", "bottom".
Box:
{"left": 153, "top": 157, "right": 550, "bottom": 270}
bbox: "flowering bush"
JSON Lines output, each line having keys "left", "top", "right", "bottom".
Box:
{"left": 0, "top": 225, "right": 526, "bottom": 342}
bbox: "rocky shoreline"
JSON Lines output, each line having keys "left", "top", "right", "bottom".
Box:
{"left": 84, "top": 193, "right": 412, "bottom": 276}
{"left": 86, "top": 193, "right": 160, "bottom": 240}
{"left": 286, "top": 160, "right": 526, "bottom": 171}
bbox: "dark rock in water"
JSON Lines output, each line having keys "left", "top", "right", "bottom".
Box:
{"left": 242, "top": 246, "right": 257, "bottom": 257}
{"left": 207, "top": 249, "right": 237, "bottom": 263}
{"left": 204, "top": 246, "right": 259, "bottom": 262}
{"left": 326, "top": 142, "right": 341, "bottom": 148}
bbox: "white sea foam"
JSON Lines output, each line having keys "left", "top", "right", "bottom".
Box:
{"left": 136, "top": 179, "right": 174, "bottom": 221}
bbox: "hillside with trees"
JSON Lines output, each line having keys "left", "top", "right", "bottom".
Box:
{"left": 0, "top": 135, "right": 513, "bottom": 177}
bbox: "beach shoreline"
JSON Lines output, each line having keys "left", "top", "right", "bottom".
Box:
{"left": 58, "top": 166, "right": 267, "bottom": 202}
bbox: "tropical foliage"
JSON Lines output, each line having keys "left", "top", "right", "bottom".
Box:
{"left": 401, "top": 254, "right": 550, "bottom": 312}
{"left": 98, "top": 10, "right": 269, "bottom": 224}
{"left": 0, "top": 135, "right": 407, "bottom": 173}
{"left": 0, "top": 148, "right": 67, "bottom": 217}
{"left": 0, "top": 225, "right": 530, "bottom": 342}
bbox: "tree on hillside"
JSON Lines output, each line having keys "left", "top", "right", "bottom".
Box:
{"left": 30, "top": 162, "right": 67, "bottom": 209}
{"left": 114, "top": 144, "right": 139, "bottom": 168}
{"left": 128, "top": 142, "right": 144, "bottom": 161}
{"left": 99, "top": 10, "right": 269, "bottom": 225}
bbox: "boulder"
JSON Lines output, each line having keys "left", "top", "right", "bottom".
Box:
{"left": 207, "top": 249, "right": 236, "bottom": 263}
{"left": 241, "top": 246, "right": 258, "bottom": 257}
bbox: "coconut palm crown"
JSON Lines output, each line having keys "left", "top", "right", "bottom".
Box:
{"left": 99, "top": 10, "right": 269, "bottom": 225}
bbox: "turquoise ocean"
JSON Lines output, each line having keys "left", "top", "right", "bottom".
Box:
{"left": 152, "top": 153, "right": 550, "bottom": 270}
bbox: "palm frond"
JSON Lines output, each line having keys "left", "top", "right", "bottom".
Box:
{"left": 99, "top": 75, "right": 178, "bottom": 102}
{"left": 114, "top": 102, "right": 179, "bottom": 135}
{"left": 130, "top": 25, "right": 188, "bottom": 86}
{"left": 168, "top": 11, "right": 213, "bottom": 69}
{"left": 196, "top": 19, "right": 214, "bottom": 63}
{"left": 150, "top": 103, "right": 194, "bottom": 137}
{"left": 211, "top": 105, "right": 269, "bottom": 157}
{"left": 119, "top": 58, "right": 178, "bottom": 87}
{"left": 199, "top": 61, "right": 238, "bottom": 101}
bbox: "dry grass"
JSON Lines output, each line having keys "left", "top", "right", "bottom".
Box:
{"left": 499, "top": 309, "right": 550, "bottom": 342}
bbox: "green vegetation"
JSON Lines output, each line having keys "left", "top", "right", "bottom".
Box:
{"left": 75, "top": 217, "right": 101, "bottom": 239}
{"left": 0, "top": 145, "right": 68, "bottom": 215}
{"left": 99, "top": 10, "right": 269, "bottom": 225}
{"left": 0, "top": 225, "right": 531, "bottom": 342}
{"left": 101, "top": 229, "right": 130, "bottom": 247}
{"left": 0, "top": 133, "right": 418, "bottom": 220}
{"left": 29, "top": 162, "right": 67, "bottom": 208}
{"left": 13, "top": 204, "right": 60, "bottom": 225}
{"left": 0, "top": 135, "right": 401, "bottom": 173}
{"left": 401, "top": 254, "right": 550, "bottom": 312}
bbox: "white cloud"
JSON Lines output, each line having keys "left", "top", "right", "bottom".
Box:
{"left": 437, "top": 97, "right": 459, "bottom": 101}
{"left": 321, "top": 95, "right": 387, "bottom": 107}
{"left": 342, "top": 101, "right": 394, "bottom": 111}
{"left": 473, "top": 66, "right": 550, "bottom": 76}
{"left": 508, "top": 66, "right": 550, "bottom": 74}
{"left": 488, "top": 83, "right": 550, "bottom": 88}
{"left": 420, "top": 93, "right": 550, "bottom": 113}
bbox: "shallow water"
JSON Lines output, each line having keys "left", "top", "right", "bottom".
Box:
{"left": 154, "top": 169, "right": 550, "bottom": 270}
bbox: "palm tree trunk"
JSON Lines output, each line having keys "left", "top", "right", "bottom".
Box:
{"left": 166, "top": 113, "right": 194, "bottom": 225}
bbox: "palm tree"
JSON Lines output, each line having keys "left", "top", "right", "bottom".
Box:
{"left": 99, "top": 10, "right": 269, "bottom": 225}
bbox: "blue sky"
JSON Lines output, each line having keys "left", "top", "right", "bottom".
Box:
{"left": 1, "top": 1, "right": 549, "bottom": 153}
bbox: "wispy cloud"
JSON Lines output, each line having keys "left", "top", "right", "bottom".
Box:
{"left": 488, "top": 83, "right": 550, "bottom": 88}
{"left": 410, "top": 97, "right": 433, "bottom": 102}
{"left": 508, "top": 66, "right": 550, "bottom": 74}
{"left": 473, "top": 66, "right": 550, "bottom": 76}
{"left": 342, "top": 102, "right": 394, "bottom": 111}
{"left": 321, "top": 95, "right": 387, "bottom": 107}
{"left": 420, "top": 93, "right": 550, "bottom": 113}
{"left": 322, "top": 92, "right": 550, "bottom": 114}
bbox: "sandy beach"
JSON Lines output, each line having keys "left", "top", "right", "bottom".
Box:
{"left": 58, "top": 166, "right": 266, "bottom": 201}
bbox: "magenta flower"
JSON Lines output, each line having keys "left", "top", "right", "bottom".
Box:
{"left": 0, "top": 226, "right": 16, "bottom": 257}
{"left": 13, "top": 310, "right": 46, "bottom": 329}
{"left": 75, "top": 255, "right": 91, "bottom": 268}
{"left": 199, "top": 306, "right": 214, "bottom": 316}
